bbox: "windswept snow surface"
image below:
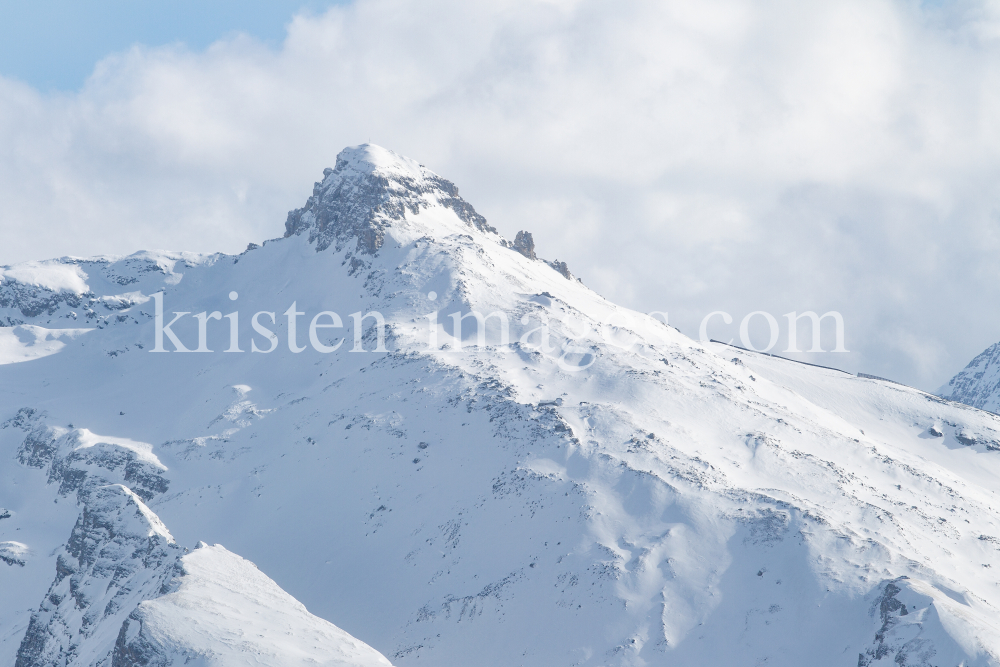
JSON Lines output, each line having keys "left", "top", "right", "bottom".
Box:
{"left": 116, "top": 544, "right": 394, "bottom": 667}
{"left": 2, "top": 144, "right": 1000, "bottom": 666}
{"left": 0, "top": 326, "right": 93, "bottom": 365}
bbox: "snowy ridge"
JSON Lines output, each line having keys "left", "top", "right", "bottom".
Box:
{"left": 0, "top": 251, "right": 214, "bottom": 327}
{"left": 12, "top": 484, "right": 392, "bottom": 667}
{"left": 0, "top": 262, "right": 90, "bottom": 296}
{"left": 2, "top": 144, "right": 1000, "bottom": 665}
{"left": 113, "top": 544, "right": 393, "bottom": 667}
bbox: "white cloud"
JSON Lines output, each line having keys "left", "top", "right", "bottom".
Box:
{"left": 1, "top": 0, "right": 999, "bottom": 389}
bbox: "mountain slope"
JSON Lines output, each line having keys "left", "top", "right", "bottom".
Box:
{"left": 2, "top": 144, "right": 1000, "bottom": 666}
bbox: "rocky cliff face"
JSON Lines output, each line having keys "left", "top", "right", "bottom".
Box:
{"left": 857, "top": 577, "right": 991, "bottom": 667}
{"left": 14, "top": 485, "right": 183, "bottom": 667}
{"left": 513, "top": 230, "right": 536, "bottom": 259}
{"left": 939, "top": 341, "right": 1000, "bottom": 412}
{"left": 15, "top": 423, "right": 169, "bottom": 504}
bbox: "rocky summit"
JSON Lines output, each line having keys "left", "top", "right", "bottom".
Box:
{"left": 2, "top": 145, "right": 1000, "bottom": 666}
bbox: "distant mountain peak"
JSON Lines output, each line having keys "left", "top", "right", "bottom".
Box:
{"left": 939, "top": 340, "right": 1000, "bottom": 412}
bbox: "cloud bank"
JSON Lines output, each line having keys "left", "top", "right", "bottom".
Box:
{"left": 1, "top": 0, "right": 999, "bottom": 389}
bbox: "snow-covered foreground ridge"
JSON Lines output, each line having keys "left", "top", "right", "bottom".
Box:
{"left": 3, "top": 144, "right": 1000, "bottom": 666}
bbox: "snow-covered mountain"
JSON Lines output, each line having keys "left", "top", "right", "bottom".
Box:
{"left": 4, "top": 144, "right": 1000, "bottom": 666}
{"left": 939, "top": 342, "right": 1000, "bottom": 414}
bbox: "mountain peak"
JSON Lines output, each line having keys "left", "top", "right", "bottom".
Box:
{"left": 284, "top": 145, "right": 496, "bottom": 255}
{"left": 332, "top": 144, "right": 426, "bottom": 181}
{"left": 939, "top": 340, "right": 1000, "bottom": 411}
{"left": 281, "top": 145, "right": 581, "bottom": 282}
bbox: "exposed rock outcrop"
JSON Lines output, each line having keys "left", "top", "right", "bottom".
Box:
{"left": 547, "top": 259, "right": 574, "bottom": 280}
{"left": 857, "top": 577, "right": 994, "bottom": 667}
{"left": 513, "top": 230, "right": 576, "bottom": 280}
{"left": 17, "top": 426, "right": 168, "bottom": 503}
{"left": 513, "top": 231, "right": 536, "bottom": 259}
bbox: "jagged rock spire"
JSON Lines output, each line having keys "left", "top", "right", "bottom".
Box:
{"left": 513, "top": 231, "right": 536, "bottom": 259}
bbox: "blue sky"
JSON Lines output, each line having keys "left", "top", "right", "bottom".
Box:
{"left": 0, "top": 0, "right": 344, "bottom": 90}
